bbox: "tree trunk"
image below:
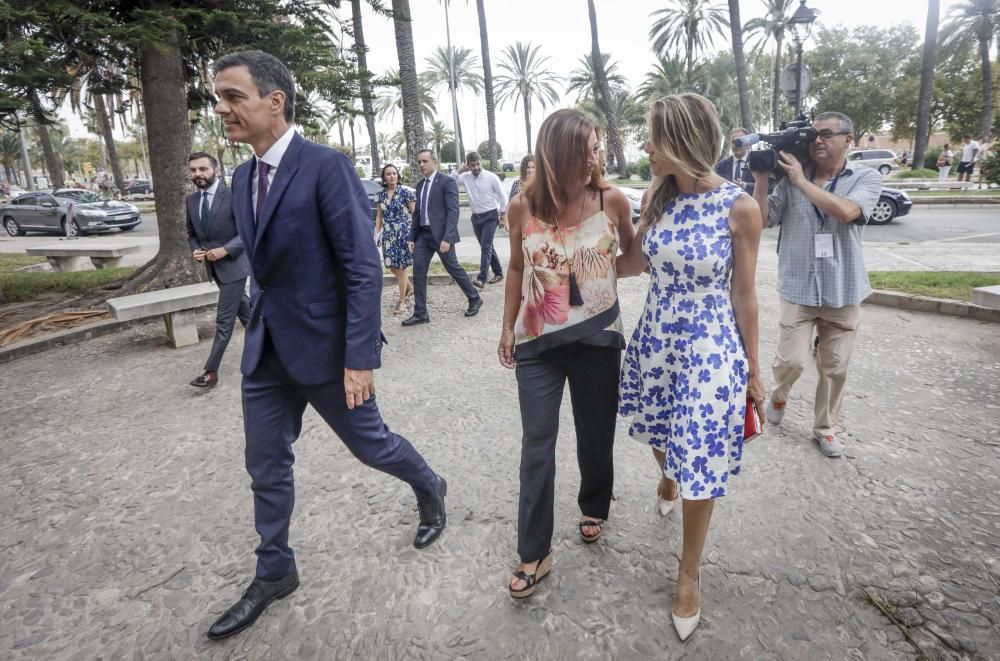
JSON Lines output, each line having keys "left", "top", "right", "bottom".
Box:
{"left": 119, "top": 26, "right": 203, "bottom": 295}
{"left": 588, "top": 0, "right": 626, "bottom": 175}
{"left": 216, "top": 147, "right": 227, "bottom": 179}
{"left": 352, "top": 0, "right": 381, "bottom": 173}
{"left": 29, "top": 92, "right": 65, "bottom": 189}
{"left": 93, "top": 94, "right": 126, "bottom": 193}
{"left": 728, "top": 0, "right": 753, "bottom": 130}
{"left": 912, "top": 0, "right": 939, "bottom": 171}
{"left": 476, "top": 0, "right": 499, "bottom": 170}
{"left": 979, "top": 36, "right": 993, "bottom": 138}
{"left": 771, "top": 30, "right": 784, "bottom": 129}
{"left": 391, "top": 0, "right": 426, "bottom": 178}
{"left": 523, "top": 95, "right": 532, "bottom": 153}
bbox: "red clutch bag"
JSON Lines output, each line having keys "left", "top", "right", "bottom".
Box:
{"left": 743, "top": 398, "right": 764, "bottom": 443}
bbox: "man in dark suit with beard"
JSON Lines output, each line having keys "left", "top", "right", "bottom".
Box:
{"left": 186, "top": 151, "right": 250, "bottom": 388}
{"left": 715, "top": 127, "right": 757, "bottom": 195}
{"left": 402, "top": 148, "right": 483, "bottom": 326}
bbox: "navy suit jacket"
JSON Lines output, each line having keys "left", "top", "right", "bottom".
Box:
{"left": 231, "top": 132, "right": 384, "bottom": 385}
{"left": 409, "top": 173, "right": 461, "bottom": 245}
{"left": 714, "top": 155, "right": 756, "bottom": 195}
{"left": 185, "top": 183, "right": 250, "bottom": 284}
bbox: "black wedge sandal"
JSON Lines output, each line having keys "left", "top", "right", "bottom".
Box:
{"left": 508, "top": 550, "right": 554, "bottom": 599}
{"left": 579, "top": 518, "right": 605, "bottom": 544}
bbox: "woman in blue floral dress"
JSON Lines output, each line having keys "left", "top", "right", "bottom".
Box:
{"left": 375, "top": 163, "right": 416, "bottom": 314}
{"left": 617, "top": 94, "right": 764, "bottom": 641}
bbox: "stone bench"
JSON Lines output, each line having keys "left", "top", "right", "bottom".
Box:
{"left": 25, "top": 243, "right": 144, "bottom": 272}
{"left": 106, "top": 282, "right": 219, "bottom": 347}
{"left": 972, "top": 285, "right": 1000, "bottom": 310}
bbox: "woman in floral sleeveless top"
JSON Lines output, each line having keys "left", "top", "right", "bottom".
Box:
{"left": 499, "top": 109, "right": 635, "bottom": 599}
{"left": 617, "top": 94, "right": 764, "bottom": 640}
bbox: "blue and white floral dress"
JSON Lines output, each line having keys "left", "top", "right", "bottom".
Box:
{"left": 619, "top": 182, "right": 748, "bottom": 500}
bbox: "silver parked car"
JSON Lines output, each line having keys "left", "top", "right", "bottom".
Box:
{"left": 847, "top": 149, "right": 898, "bottom": 176}
{"left": 1, "top": 189, "right": 141, "bottom": 237}
{"left": 618, "top": 186, "right": 644, "bottom": 222}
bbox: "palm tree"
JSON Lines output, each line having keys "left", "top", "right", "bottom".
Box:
{"left": 376, "top": 131, "right": 394, "bottom": 161}
{"left": 745, "top": 0, "right": 795, "bottom": 130}
{"left": 587, "top": 0, "right": 627, "bottom": 174}
{"left": 913, "top": 0, "right": 942, "bottom": 171}
{"left": 494, "top": 42, "right": 562, "bottom": 153}
{"left": 566, "top": 53, "right": 627, "bottom": 104}
{"left": 727, "top": 0, "right": 753, "bottom": 129}
{"left": 941, "top": 0, "right": 1000, "bottom": 137}
{"left": 422, "top": 46, "right": 483, "bottom": 157}
{"left": 391, "top": 0, "right": 427, "bottom": 176}
{"left": 28, "top": 92, "right": 66, "bottom": 188}
{"left": 352, "top": 0, "right": 381, "bottom": 173}
{"left": 639, "top": 56, "right": 695, "bottom": 102}
{"left": 425, "top": 119, "right": 454, "bottom": 158}
{"left": 0, "top": 132, "right": 22, "bottom": 186}
{"left": 649, "top": 0, "right": 729, "bottom": 80}
{"left": 376, "top": 67, "right": 437, "bottom": 123}
{"left": 474, "top": 0, "right": 500, "bottom": 170}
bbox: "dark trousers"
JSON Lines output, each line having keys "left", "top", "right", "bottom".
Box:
{"left": 471, "top": 210, "right": 503, "bottom": 282}
{"left": 514, "top": 342, "right": 620, "bottom": 563}
{"left": 411, "top": 227, "right": 480, "bottom": 317}
{"left": 242, "top": 335, "right": 438, "bottom": 579}
{"left": 204, "top": 277, "right": 251, "bottom": 372}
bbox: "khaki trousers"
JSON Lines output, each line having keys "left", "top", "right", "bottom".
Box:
{"left": 772, "top": 299, "right": 860, "bottom": 436}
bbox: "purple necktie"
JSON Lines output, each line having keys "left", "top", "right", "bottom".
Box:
{"left": 255, "top": 161, "right": 271, "bottom": 224}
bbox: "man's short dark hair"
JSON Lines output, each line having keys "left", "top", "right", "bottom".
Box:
{"left": 963, "top": 134, "right": 971, "bottom": 140}
{"left": 188, "top": 151, "right": 218, "bottom": 168}
{"left": 465, "top": 151, "right": 481, "bottom": 164}
{"left": 815, "top": 111, "right": 854, "bottom": 137}
{"left": 213, "top": 51, "right": 296, "bottom": 123}
{"left": 417, "top": 148, "right": 437, "bottom": 161}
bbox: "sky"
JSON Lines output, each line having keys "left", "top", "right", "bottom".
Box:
{"left": 61, "top": 0, "right": 960, "bottom": 162}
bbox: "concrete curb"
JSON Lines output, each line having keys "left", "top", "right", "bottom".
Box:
{"left": 0, "top": 317, "right": 155, "bottom": 365}
{"left": 0, "top": 275, "right": 477, "bottom": 364}
{"left": 864, "top": 289, "right": 1000, "bottom": 323}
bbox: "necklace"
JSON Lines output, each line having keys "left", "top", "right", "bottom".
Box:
{"left": 553, "top": 191, "right": 587, "bottom": 307}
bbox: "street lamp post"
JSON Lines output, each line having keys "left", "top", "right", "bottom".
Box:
{"left": 788, "top": 0, "right": 818, "bottom": 117}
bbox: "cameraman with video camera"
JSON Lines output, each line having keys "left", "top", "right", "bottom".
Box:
{"left": 751, "top": 112, "right": 881, "bottom": 459}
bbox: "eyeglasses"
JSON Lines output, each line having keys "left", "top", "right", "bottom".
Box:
{"left": 815, "top": 130, "right": 851, "bottom": 140}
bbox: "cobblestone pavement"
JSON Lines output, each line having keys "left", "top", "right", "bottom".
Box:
{"left": 1, "top": 252, "right": 999, "bottom": 660}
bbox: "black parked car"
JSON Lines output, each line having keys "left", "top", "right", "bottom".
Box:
{"left": 871, "top": 187, "right": 913, "bottom": 225}
{"left": 1, "top": 189, "right": 141, "bottom": 237}
{"left": 502, "top": 162, "right": 515, "bottom": 172}
{"left": 124, "top": 178, "right": 153, "bottom": 196}
{"left": 361, "top": 178, "right": 382, "bottom": 221}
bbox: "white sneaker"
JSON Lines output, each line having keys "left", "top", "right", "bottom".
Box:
{"left": 765, "top": 398, "right": 786, "bottom": 425}
{"left": 813, "top": 432, "right": 844, "bottom": 458}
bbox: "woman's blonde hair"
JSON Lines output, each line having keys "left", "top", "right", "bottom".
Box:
{"left": 523, "top": 108, "right": 608, "bottom": 223}
{"left": 638, "top": 93, "right": 723, "bottom": 233}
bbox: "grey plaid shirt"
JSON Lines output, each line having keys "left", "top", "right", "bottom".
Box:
{"left": 768, "top": 164, "right": 882, "bottom": 308}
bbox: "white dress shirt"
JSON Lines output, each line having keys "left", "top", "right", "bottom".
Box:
{"left": 419, "top": 172, "right": 437, "bottom": 226}
{"left": 454, "top": 169, "right": 508, "bottom": 215}
{"left": 252, "top": 127, "right": 296, "bottom": 217}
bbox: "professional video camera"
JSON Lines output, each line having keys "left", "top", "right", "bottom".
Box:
{"left": 733, "top": 115, "right": 818, "bottom": 176}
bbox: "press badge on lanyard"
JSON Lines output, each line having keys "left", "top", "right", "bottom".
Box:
{"left": 812, "top": 164, "right": 846, "bottom": 260}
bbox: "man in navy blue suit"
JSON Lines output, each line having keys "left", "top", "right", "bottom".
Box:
{"left": 715, "top": 127, "right": 757, "bottom": 195}
{"left": 401, "top": 149, "right": 483, "bottom": 326}
{"left": 206, "top": 51, "right": 447, "bottom": 641}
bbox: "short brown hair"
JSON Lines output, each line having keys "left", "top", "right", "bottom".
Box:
{"left": 523, "top": 109, "right": 607, "bottom": 223}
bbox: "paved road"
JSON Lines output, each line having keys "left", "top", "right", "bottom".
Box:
{"left": 1, "top": 251, "right": 998, "bottom": 659}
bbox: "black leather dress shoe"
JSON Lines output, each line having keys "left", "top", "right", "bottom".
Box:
{"left": 402, "top": 314, "right": 430, "bottom": 326}
{"left": 207, "top": 573, "right": 299, "bottom": 640}
{"left": 414, "top": 476, "right": 447, "bottom": 549}
{"left": 464, "top": 297, "right": 483, "bottom": 317}
{"left": 190, "top": 371, "right": 218, "bottom": 388}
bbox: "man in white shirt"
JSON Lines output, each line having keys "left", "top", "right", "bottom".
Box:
{"left": 957, "top": 134, "right": 980, "bottom": 182}
{"left": 453, "top": 151, "right": 507, "bottom": 288}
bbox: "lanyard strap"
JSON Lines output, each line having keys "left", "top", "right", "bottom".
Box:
{"left": 810, "top": 163, "right": 847, "bottom": 229}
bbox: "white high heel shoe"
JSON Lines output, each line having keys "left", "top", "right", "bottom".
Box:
{"left": 656, "top": 492, "right": 677, "bottom": 516}
{"left": 671, "top": 570, "right": 701, "bottom": 641}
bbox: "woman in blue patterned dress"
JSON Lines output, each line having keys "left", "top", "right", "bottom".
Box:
{"left": 375, "top": 163, "right": 416, "bottom": 314}
{"left": 617, "top": 94, "right": 764, "bottom": 641}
